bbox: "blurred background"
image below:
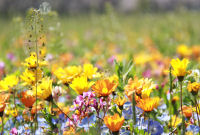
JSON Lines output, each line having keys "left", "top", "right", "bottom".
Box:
{"left": 1, "top": 0, "right": 200, "bottom": 15}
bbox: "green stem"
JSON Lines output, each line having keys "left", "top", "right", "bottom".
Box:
{"left": 1, "top": 114, "right": 4, "bottom": 135}
{"left": 179, "top": 81, "right": 185, "bottom": 134}
{"left": 132, "top": 93, "right": 136, "bottom": 125}
{"left": 169, "top": 67, "right": 173, "bottom": 132}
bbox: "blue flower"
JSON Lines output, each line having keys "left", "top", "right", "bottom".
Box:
{"left": 78, "top": 114, "right": 96, "bottom": 131}
{"left": 122, "top": 102, "right": 143, "bottom": 120}
{"left": 187, "top": 125, "right": 200, "bottom": 133}
{"left": 157, "top": 113, "right": 170, "bottom": 122}
{"left": 136, "top": 118, "right": 163, "bottom": 135}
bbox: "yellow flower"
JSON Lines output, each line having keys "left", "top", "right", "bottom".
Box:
{"left": 125, "top": 77, "right": 156, "bottom": 100}
{"left": 187, "top": 81, "right": 200, "bottom": 94}
{"left": 185, "top": 131, "right": 194, "bottom": 135}
{"left": 70, "top": 76, "right": 94, "bottom": 95}
{"left": 169, "top": 115, "right": 182, "bottom": 128}
{"left": 114, "top": 96, "right": 126, "bottom": 107}
{"left": 83, "top": 64, "right": 101, "bottom": 79}
{"left": 22, "top": 52, "right": 47, "bottom": 68}
{"left": 5, "top": 107, "right": 18, "bottom": 117}
{"left": 170, "top": 58, "right": 189, "bottom": 78}
{"left": 34, "top": 77, "right": 52, "bottom": 100}
{"left": 176, "top": 44, "right": 191, "bottom": 58}
{"left": 108, "top": 74, "right": 119, "bottom": 83}
{"left": 104, "top": 113, "right": 124, "bottom": 132}
{"left": 136, "top": 97, "right": 160, "bottom": 112}
{"left": 192, "top": 104, "right": 200, "bottom": 114}
{"left": 20, "top": 68, "right": 43, "bottom": 86}
{"left": 0, "top": 74, "right": 19, "bottom": 92}
{"left": 92, "top": 79, "right": 118, "bottom": 97}
{"left": 134, "top": 52, "right": 152, "bottom": 65}
{"left": 54, "top": 66, "right": 82, "bottom": 84}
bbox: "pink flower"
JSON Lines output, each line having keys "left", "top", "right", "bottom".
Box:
{"left": 10, "top": 127, "right": 18, "bottom": 135}
{"left": 52, "top": 86, "right": 62, "bottom": 101}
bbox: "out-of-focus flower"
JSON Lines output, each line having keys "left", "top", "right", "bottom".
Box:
{"left": 83, "top": 63, "right": 101, "bottom": 79}
{"left": 186, "top": 125, "right": 200, "bottom": 134}
{"left": 0, "top": 93, "right": 10, "bottom": 114}
{"left": 104, "top": 113, "right": 124, "bottom": 132}
{"left": 5, "top": 107, "right": 18, "bottom": 117}
{"left": 182, "top": 106, "right": 193, "bottom": 118}
{"left": 59, "top": 53, "right": 73, "bottom": 65}
{"left": 170, "top": 58, "right": 189, "bottom": 79}
{"left": 0, "top": 74, "right": 19, "bottom": 92}
{"left": 54, "top": 66, "right": 82, "bottom": 85}
{"left": 7, "top": 52, "right": 16, "bottom": 62}
{"left": 136, "top": 97, "right": 160, "bottom": 112}
{"left": 63, "top": 127, "right": 75, "bottom": 135}
{"left": 125, "top": 77, "right": 156, "bottom": 100}
{"left": 191, "top": 45, "right": 200, "bottom": 58}
{"left": 56, "top": 102, "right": 70, "bottom": 116}
{"left": 20, "top": 68, "right": 42, "bottom": 86}
{"left": 70, "top": 76, "right": 94, "bottom": 95}
{"left": 187, "top": 81, "right": 200, "bottom": 95}
{"left": 52, "top": 86, "right": 63, "bottom": 101}
{"left": 108, "top": 74, "right": 119, "bottom": 83}
{"left": 172, "top": 96, "right": 179, "bottom": 103}
{"left": 34, "top": 77, "right": 52, "bottom": 100}
{"left": 176, "top": 44, "right": 192, "bottom": 58}
{"left": 10, "top": 127, "right": 18, "bottom": 135}
{"left": 31, "top": 101, "right": 44, "bottom": 115}
{"left": 18, "top": 90, "right": 35, "bottom": 108}
{"left": 92, "top": 79, "right": 118, "bottom": 97}
{"left": 134, "top": 52, "right": 152, "bottom": 65}
{"left": 169, "top": 115, "right": 182, "bottom": 128}
{"left": 22, "top": 52, "right": 47, "bottom": 68}
{"left": 142, "top": 69, "right": 151, "bottom": 78}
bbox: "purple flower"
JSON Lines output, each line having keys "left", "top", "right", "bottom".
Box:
{"left": 7, "top": 52, "right": 16, "bottom": 61}
{"left": 142, "top": 69, "right": 151, "bottom": 78}
{"left": 10, "top": 127, "right": 18, "bottom": 135}
{"left": 107, "top": 56, "right": 116, "bottom": 65}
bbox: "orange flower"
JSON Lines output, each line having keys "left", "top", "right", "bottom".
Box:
{"left": 19, "top": 90, "right": 35, "bottom": 108}
{"left": 136, "top": 97, "right": 160, "bottom": 112}
{"left": 92, "top": 79, "right": 118, "bottom": 97}
{"left": 31, "top": 102, "right": 44, "bottom": 115}
{"left": 172, "top": 96, "right": 179, "bottom": 103}
{"left": 104, "top": 113, "right": 124, "bottom": 132}
{"left": 182, "top": 106, "right": 193, "bottom": 118}
{"left": 125, "top": 77, "right": 156, "bottom": 100}
{"left": 0, "top": 93, "right": 10, "bottom": 113}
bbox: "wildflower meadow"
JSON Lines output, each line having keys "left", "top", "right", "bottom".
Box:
{"left": 1, "top": 2, "right": 200, "bottom": 135}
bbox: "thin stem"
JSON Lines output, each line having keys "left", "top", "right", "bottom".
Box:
{"left": 179, "top": 81, "right": 185, "bottom": 134}
{"left": 195, "top": 98, "right": 200, "bottom": 126}
{"left": 132, "top": 93, "right": 136, "bottom": 125}
{"left": 52, "top": 101, "right": 76, "bottom": 128}
{"left": 1, "top": 115, "right": 4, "bottom": 135}
{"left": 34, "top": 10, "right": 39, "bottom": 132}
{"left": 169, "top": 67, "right": 173, "bottom": 132}
{"left": 147, "top": 113, "right": 150, "bottom": 134}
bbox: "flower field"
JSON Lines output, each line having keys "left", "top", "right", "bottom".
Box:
{"left": 1, "top": 4, "right": 200, "bottom": 135}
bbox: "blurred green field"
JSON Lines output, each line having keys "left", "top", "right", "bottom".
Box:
{"left": 0, "top": 10, "right": 200, "bottom": 71}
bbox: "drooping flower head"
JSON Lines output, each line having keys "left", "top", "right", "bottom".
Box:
{"left": 104, "top": 113, "right": 124, "bottom": 132}
{"left": 92, "top": 79, "right": 118, "bottom": 97}
{"left": 187, "top": 81, "right": 200, "bottom": 95}
{"left": 34, "top": 77, "right": 53, "bottom": 100}
{"left": 170, "top": 58, "right": 189, "bottom": 80}
{"left": 136, "top": 97, "right": 160, "bottom": 112}
{"left": 70, "top": 76, "right": 94, "bottom": 95}
{"left": 125, "top": 77, "right": 156, "bottom": 100}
